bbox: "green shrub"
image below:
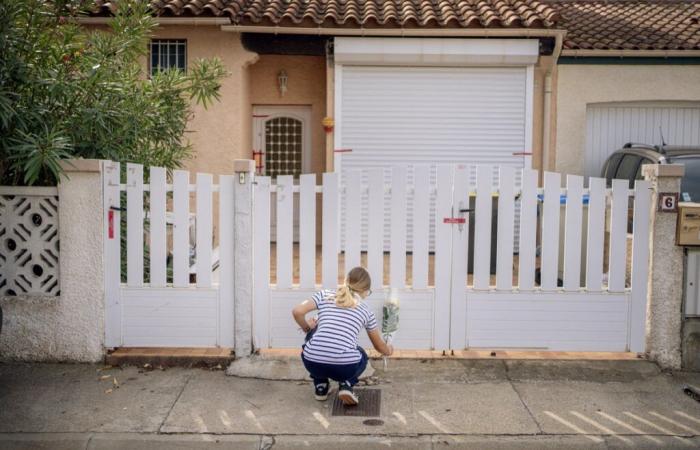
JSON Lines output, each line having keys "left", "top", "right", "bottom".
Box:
{"left": 0, "top": 0, "right": 228, "bottom": 186}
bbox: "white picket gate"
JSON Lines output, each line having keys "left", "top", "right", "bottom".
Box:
{"left": 102, "top": 161, "right": 235, "bottom": 348}
{"left": 253, "top": 165, "right": 652, "bottom": 353}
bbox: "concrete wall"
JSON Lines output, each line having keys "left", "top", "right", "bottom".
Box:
{"left": 554, "top": 64, "right": 700, "bottom": 175}
{"left": 0, "top": 161, "right": 105, "bottom": 362}
{"left": 249, "top": 54, "right": 328, "bottom": 175}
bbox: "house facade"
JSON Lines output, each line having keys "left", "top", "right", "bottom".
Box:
{"left": 86, "top": 0, "right": 700, "bottom": 181}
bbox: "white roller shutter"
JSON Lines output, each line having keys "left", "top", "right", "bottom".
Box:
{"left": 585, "top": 102, "right": 700, "bottom": 177}
{"left": 336, "top": 65, "right": 532, "bottom": 251}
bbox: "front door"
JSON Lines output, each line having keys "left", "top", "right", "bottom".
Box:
{"left": 253, "top": 106, "right": 312, "bottom": 243}
{"left": 253, "top": 106, "right": 311, "bottom": 178}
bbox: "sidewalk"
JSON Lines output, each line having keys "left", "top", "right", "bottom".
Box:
{"left": 0, "top": 359, "right": 699, "bottom": 449}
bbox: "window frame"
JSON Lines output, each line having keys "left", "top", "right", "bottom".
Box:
{"left": 615, "top": 154, "right": 642, "bottom": 188}
{"left": 603, "top": 153, "right": 624, "bottom": 187}
{"left": 149, "top": 39, "right": 187, "bottom": 77}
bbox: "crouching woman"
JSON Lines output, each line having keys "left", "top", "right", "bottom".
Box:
{"left": 292, "top": 266, "right": 393, "bottom": 406}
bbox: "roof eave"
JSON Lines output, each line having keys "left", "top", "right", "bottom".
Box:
{"left": 561, "top": 49, "right": 700, "bottom": 58}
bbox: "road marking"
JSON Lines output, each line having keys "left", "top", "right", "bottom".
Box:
{"left": 417, "top": 410, "right": 463, "bottom": 443}
{"left": 313, "top": 411, "right": 329, "bottom": 429}
{"left": 418, "top": 410, "right": 451, "bottom": 434}
{"left": 596, "top": 411, "right": 662, "bottom": 445}
{"left": 192, "top": 412, "right": 214, "bottom": 442}
{"left": 570, "top": 411, "right": 632, "bottom": 445}
{"left": 218, "top": 410, "right": 232, "bottom": 428}
{"left": 393, "top": 412, "right": 407, "bottom": 425}
{"left": 675, "top": 411, "right": 700, "bottom": 426}
{"left": 245, "top": 409, "right": 264, "bottom": 432}
{"left": 543, "top": 411, "right": 604, "bottom": 443}
{"left": 624, "top": 412, "right": 694, "bottom": 447}
{"left": 649, "top": 412, "right": 700, "bottom": 435}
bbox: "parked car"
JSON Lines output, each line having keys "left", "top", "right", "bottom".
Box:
{"left": 601, "top": 143, "right": 700, "bottom": 203}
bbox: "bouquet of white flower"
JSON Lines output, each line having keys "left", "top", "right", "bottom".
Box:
{"left": 382, "top": 289, "right": 400, "bottom": 369}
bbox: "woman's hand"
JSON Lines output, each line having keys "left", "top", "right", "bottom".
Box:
{"left": 384, "top": 344, "right": 394, "bottom": 357}
{"left": 292, "top": 299, "right": 317, "bottom": 332}
{"left": 307, "top": 317, "right": 318, "bottom": 331}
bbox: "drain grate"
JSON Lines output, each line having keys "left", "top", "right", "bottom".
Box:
{"left": 331, "top": 388, "right": 381, "bottom": 417}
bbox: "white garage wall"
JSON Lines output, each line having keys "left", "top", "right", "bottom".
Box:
{"left": 585, "top": 102, "right": 700, "bottom": 177}
{"left": 555, "top": 64, "right": 700, "bottom": 176}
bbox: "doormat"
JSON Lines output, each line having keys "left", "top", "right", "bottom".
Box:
{"left": 331, "top": 389, "right": 381, "bottom": 417}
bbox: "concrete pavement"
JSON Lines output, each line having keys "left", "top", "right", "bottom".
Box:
{"left": 0, "top": 359, "right": 699, "bottom": 449}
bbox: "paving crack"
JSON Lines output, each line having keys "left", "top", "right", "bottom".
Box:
{"left": 502, "top": 360, "right": 544, "bottom": 434}
{"left": 158, "top": 372, "right": 194, "bottom": 434}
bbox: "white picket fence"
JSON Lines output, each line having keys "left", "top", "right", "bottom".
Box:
{"left": 254, "top": 165, "right": 651, "bottom": 353}
{"left": 103, "top": 162, "right": 235, "bottom": 348}
{"left": 102, "top": 160, "right": 652, "bottom": 353}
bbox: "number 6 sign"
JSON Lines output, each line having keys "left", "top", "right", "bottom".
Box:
{"left": 658, "top": 192, "right": 679, "bottom": 212}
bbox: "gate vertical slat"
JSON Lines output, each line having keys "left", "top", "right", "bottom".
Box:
{"left": 322, "top": 173, "right": 339, "bottom": 289}
{"left": 149, "top": 166, "right": 167, "bottom": 287}
{"left": 412, "top": 165, "right": 430, "bottom": 289}
{"left": 630, "top": 179, "right": 651, "bottom": 351}
{"left": 586, "top": 177, "right": 606, "bottom": 292}
{"left": 390, "top": 166, "right": 407, "bottom": 288}
{"left": 434, "top": 165, "right": 454, "bottom": 349}
{"left": 299, "top": 174, "right": 316, "bottom": 289}
{"left": 103, "top": 161, "right": 122, "bottom": 347}
{"left": 608, "top": 179, "right": 629, "bottom": 292}
{"left": 563, "top": 175, "right": 584, "bottom": 291}
{"left": 367, "top": 169, "right": 384, "bottom": 289}
{"left": 126, "top": 163, "right": 144, "bottom": 287}
{"left": 196, "top": 173, "right": 213, "bottom": 288}
{"left": 474, "top": 165, "right": 493, "bottom": 290}
{"left": 496, "top": 166, "right": 515, "bottom": 290}
{"left": 344, "top": 171, "right": 361, "bottom": 270}
{"left": 541, "top": 172, "right": 561, "bottom": 291}
{"left": 172, "top": 170, "right": 190, "bottom": 287}
{"left": 276, "top": 175, "right": 294, "bottom": 289}
{"left": 518, "top": 169, "right": 538, "bottom": 290}
{"left": 219, "top": 175, "right": 235, "bottom": 347}
{"left": 253, "top": 176, "right": 271, "bottom": 349}
{"left": 450, "top": 165, "right": 469, "bottom": 347}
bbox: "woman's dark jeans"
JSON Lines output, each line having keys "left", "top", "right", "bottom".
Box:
{"left": 301, "top": 328, "right": 368, "bottom": 387}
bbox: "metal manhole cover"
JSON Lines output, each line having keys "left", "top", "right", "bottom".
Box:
{"left": 330, "top": 389, "right": 381, "bottom": 417}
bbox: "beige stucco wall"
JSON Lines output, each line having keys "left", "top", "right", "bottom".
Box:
{"left": 151, "top": 26, "right": 258, "bottom": 176}
{"left": 554, "top": 64, "right": 700, "bottom": 176}
{"left": 249, "top": 55, "right": 328, "bottom": 175}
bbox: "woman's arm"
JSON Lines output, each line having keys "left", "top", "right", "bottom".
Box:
{"left": 291, "top": 299, "right": 317, "bottom": 332}
{"left": 367, "top": 328, "right": 394, "bottom": 356}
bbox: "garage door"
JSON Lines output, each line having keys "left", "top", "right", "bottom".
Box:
{"left": 336, "top": 65, "right": 533, "bottom": 251}
{"left": 585, "top": 102, "right": 700, "bottom": 177}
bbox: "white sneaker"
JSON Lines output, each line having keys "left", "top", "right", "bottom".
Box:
{"left": 338, "top": 383, "right": 359, "bottom": 406}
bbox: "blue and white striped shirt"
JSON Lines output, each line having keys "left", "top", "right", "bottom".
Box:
{"left": 301, "top": 289, "right": 378, "bottom": 365}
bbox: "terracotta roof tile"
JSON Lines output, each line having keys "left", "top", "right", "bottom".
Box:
{"left": 91, "top": 0, "right": 559, "bottom": 28}
{"left": 550, "top": 1, "right": 700, "bottom": 51}
{"left": 90, "top": 1, "right": 700, "bottom": 51}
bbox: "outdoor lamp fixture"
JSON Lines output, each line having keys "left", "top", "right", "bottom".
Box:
{"left": 277, "top": 69, "right": 288, "bottom": 97}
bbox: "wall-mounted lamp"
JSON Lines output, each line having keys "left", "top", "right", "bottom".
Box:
{"left": 277, "top": 69, "right": 288, "bottom": 97}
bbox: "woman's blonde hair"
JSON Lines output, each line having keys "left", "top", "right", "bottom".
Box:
{"left": 335, "top": 266, "right": 371, "bottom": 308}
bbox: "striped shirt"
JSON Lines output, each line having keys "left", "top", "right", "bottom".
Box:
{"left": 301, "top": 289, "right": 378, "bottom": 365}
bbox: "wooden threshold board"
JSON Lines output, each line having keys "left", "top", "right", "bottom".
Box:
{"left": 106, "top": 347, "right": 234, "bottom": 367}
{"left": 259, "top": 348, "right": 642, "bottom": 361}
